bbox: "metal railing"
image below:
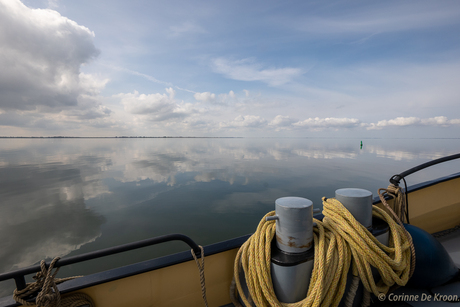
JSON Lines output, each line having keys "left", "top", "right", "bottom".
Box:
{"left": 0, "top": 233, "right": 201, "bottom": 291}
{"left": 390, "top": 153, "right": 460, "bottom": 186}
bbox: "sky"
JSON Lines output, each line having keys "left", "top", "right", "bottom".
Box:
{"left": 1, "top": 0, "right": 460, "bottom": 138}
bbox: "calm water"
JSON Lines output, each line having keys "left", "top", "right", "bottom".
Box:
{"left": 1, "top": 137, "right": 460, "bottom": 297}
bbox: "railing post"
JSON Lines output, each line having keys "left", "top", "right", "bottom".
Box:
{"left": 14, "top": 275, "right": 27, "bottom": 291}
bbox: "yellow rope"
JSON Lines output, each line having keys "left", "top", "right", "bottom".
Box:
{"left": 231, "top": 197, "right": 413, "bottom": 307}
{"left": 377, "top": 188, "right": 416, "bottom": 284}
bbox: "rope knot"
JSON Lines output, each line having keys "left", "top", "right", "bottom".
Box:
{"left": 13, "top": 257, "right": 93, "bottom": 307}
{"left": 35, "top": 258, "right": 61, "bottom": 307}
{"left": 36, "top": 293, "right": 59, "bottom": 307}
{"left": 386, "top": 184, "right": 400, "bottom": 195}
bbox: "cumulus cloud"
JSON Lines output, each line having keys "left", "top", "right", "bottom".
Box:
{"left": 218, "top": 115, "right": 366, "bottom": 132}
{"left": 0, "top": 0, "right": 101, "bottom": 111}
{"left": 0, "top": 0, "right": 115, "bottom": 134}
{"left": 293, "top": 117, "right": 361, "bottom": 129}
{"left": 121, "top": 89, "right": 175, "bottom": 115}
{"left": 269, "top": 115, "right": 297, "bottom": 128}
{"left": 194, "top": 92, "right": 216, "bottom": 103}
{"left": 193, "top": 90, "right": 243, "bottom": 107}
{"left": 217, "top": 115, "right": 460, "bottom": 134}
{"left": 367, "top": 116, "right": 460, "bottom": 130}
{"left": 211, "top": 58, "right": 303, "bottom": 86}
{"left": 220, "top": 115, "right": 267, "bottom": 129}
{"left": 118, "top": 88, "right": 196, "bottom": 122}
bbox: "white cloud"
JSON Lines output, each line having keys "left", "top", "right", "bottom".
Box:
{"left": 220, "top": 115, "right": 267, "bottom": 129}
{"left": 211, "top": 58, "right": 303, "bottom": 86}
{"left": 0, "top": 0, "right": 101, "bottom": 111}
{"left": 421, "top": 116, "right": 449, "bottom": 126}
{"left": 118, "top": 88, "right": 199, "bottom": 123}
{"left": 379, "top": 117, "right": 420, "bottom": 127}
{"left": 367, "top": 116, "right": 460, "bottom": 130}
{"left": 269, "top": 115, "right": 297, "bottom": 131}
{"left": 223, "top": 90, "right": 236, "bottom": 100}
{"left": 194, "top": 92, "right": 216, "bottom": 103}
{"left": 120, "top": 89, "right": 175, "bottom": 115}
{"left": 194, "top": 90, "right": 243, "bottom": 107}
{"left": 293, "top": 117, "right": 361, "bottom": 129}
{"left": 219, "top": 116, "right": 367, "bottom": 133}
{"left": 0, "top": 0, "right": 117, "bottom": 135}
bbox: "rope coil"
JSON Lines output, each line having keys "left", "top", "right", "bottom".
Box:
{"left": 231, "top": 197, "right": 414, "bottom": 307}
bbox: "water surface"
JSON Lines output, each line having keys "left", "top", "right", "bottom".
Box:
{"left": 1, "top": 138, "right": 459, "bottom": 297}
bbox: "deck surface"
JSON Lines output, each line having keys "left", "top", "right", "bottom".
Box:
{"left": 436, "top": 227, "right": 460, "bottom": 268}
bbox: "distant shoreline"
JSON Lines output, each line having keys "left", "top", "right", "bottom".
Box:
{"left": 0, "top": 136, "right": 243, "bottom": 139}
{"left": 1, "top": 136, "right": 460, "bottom": 139}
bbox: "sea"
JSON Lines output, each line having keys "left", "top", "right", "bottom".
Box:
{"left": 1, "top": 137, "right": 459, "bottom": 297}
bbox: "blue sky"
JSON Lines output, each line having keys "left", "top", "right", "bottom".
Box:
{"left": 1, "top": 0, "right": 460, "bottom": 137}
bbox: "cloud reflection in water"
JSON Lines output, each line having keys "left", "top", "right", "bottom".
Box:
{"left": 1, "top": 137, "right": 459, "bottom": 298}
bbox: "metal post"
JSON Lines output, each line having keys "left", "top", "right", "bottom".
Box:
{"left": 270, "top": 197, "right": 315, "bottom": 303}
{"left": 14, "top": 276, "right": 27, "bottom": 291}
{"left": 335, "top": 188, "right": 389, "bottom": 245}
{"left": 335, "top": 188, "right": 373, "bottom": 229}
{"left": 334, "top": 188, "right": 390, "bottom": 307}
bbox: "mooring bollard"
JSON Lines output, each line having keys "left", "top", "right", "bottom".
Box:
{"left": 268, "top": 197, "right": 315, "bottom": 303}
{"left": 335, "top": 188, "right": 389, "bottom": 245}
{"left": 335, "top": 188, "right": 373, "bottom": 229}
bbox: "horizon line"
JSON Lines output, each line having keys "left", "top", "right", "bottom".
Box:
{"left": 1, "top": 136, "right": 460, "bottom": 140}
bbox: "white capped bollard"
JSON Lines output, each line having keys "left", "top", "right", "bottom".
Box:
{"left": 268, "top": 197, "right": 315, "bottom": 303}
{"left": 335, "top": 188, "right": 373, "bottom": 229}
{"left": 333, "top": 188, "right": 390, "bottom": 307}
{"left": 272, "top": 197, "right": 314, "bottom": 253}
{"left": 335, "top": 188, "right": 389, "bottom": 245}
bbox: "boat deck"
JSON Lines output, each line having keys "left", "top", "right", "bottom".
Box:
{"left": 437, "top": 227, "right": 460, "bottom": 268}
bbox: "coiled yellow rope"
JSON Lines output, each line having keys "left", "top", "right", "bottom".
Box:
{"left": 231, "top": 197, "right": 413, "bottom": 307}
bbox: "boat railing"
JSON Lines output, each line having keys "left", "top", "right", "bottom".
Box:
{"left": 0, "top": 233, "right": 201, "bottom": 291}
{"left": 390, "top": 152, "right": 460, "bottom": 186}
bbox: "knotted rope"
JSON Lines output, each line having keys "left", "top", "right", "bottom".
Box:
{"left": 191, "top": 245, "right": 209, "bottom": 307}
{"left": 13, "top": 257, "right": 94, "bottom": 307}
{"left": 231, "top": 197, "right": 413, "bottom": 307}
{"left": 378, "top": 184, "right": 408, "bottom": 224}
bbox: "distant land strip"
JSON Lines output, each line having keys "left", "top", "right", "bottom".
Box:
{"left": 0, "top": 136, "right": 244, "bottom": 139}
